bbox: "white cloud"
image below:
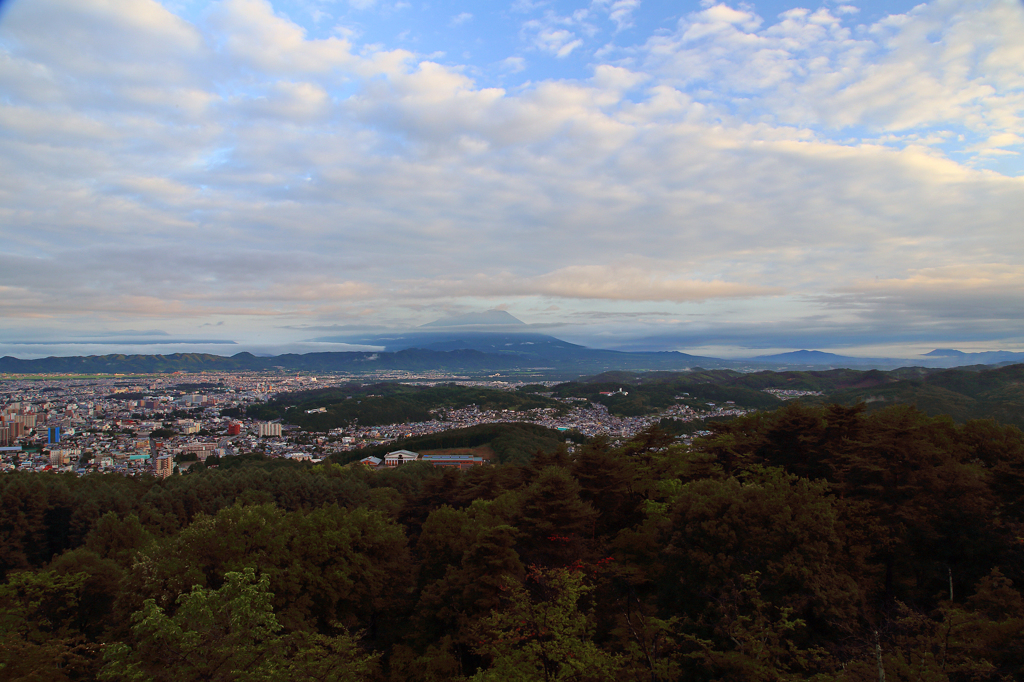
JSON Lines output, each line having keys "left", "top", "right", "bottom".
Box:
{"left": 518, "top": 5, "right": 606, "bottom": 59}
{"left": 526, "top": 23, "right": 584, "bottom": 57}
{"left": 208, "top": 0, "right": 358, "bottom": 74}
{"left": 592, "top": 0, "right": 641, "bottom": 32}
{"left": 639, "top": 0, "right": 1024, "bottom": 153}
{"left": 530, "top": 266, "right": 783, "bottom": 301}
{"left": 501, "top": 56, "right": 527, "bottom": 73}
{"left": 233, "top": 81, "right": 332, "bottom": 121}
{"left": 0, "top": 0, "right": 1022, "bottom": 350}
{"left": 392, "top": 266, "right": 783, "bottom": 302}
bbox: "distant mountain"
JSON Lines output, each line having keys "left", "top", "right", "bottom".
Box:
{"left": 0, "top": 341, "right": 724, "bottom": 376}
{"left": 744, "top": 348, "right": 1024, "bottom": 369}
{"left": 420, "top": 309, "right": 526, "bottom": 327}
{"left": 4, "top": 335, "right": 1022, "bottom": 377}
{"left": 922, "top": 348, "right": 1024, "bottom": 363}
{"left": 746, "top": 350, "right": 904, "bottom": 367}
{"left": 0, "top": 353, "right": 253, "bottom": 374}
{"left": 317, "top": 331, "right": 584, "bottom": 354}
{"left": 753, "top": 350, "right": 855, "bottom": 363}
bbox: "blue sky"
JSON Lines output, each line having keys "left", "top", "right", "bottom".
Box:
{"left": 1, "top": 0, "right": 1022, "bottom": 359}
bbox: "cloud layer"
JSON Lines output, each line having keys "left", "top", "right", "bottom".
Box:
{"left": 0, "top": 0, "right": 1022, "bottom": 354}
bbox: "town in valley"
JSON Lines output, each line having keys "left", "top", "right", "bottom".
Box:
{"left": 0, "top": 370, "right": 767, "bottom": 476}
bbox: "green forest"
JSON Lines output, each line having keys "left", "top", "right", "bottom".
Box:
{"left": 2, "top": 402, "right": 1023, "bottom": 681}
{"left": 331, "top": 423, "right": 582, "bottom": 466}
{"left": 247, "top": 363, "right": 1024, "bottom": 430}
{"left": 249, "top": 384, "right": 565, "bottom": 430}
{"left": 578, "top": 364, "right": 1024, "bottom": 428}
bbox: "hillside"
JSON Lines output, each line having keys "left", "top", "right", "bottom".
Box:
{"left": 3, "top": 403, "right": 1023, "bottom": 680}
{"left": 570, "top": 364, "right": 1024, "bottom": 427}
{"left": 251, "top": 383, "right": 565, "bottom": 430}
{"left": 826, "top": 363, "right": 1024, "bottom": 427}
{"left": 548, "top": 376, "right": 782, "bottom": 416}
{"left": 331, "top": 422, "right": 571, "bottom": 465}
{"left": 251, "top": 364, "right": 1024, "bottom": 427}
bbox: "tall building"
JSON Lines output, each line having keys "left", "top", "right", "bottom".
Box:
{"left": 258, "top": 422, "right": 282, "bottom": 437}
{"left": 153, "top": 455, "right": 174, "bottom": 479}
{"left": 48, "top": 426, "right": 61, "bottom": 444}
{"left": 9, "top": 414, "right": 36, "bottom": 429}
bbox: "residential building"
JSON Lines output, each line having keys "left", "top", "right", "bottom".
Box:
{"left": 153, "top": 455, "right": 173, "bottom": 479}
{"left": 179, "top": 442, "right": 219, "bottom": 461}
{"left": 258, "top": 422, "right": 282, "bottom": 437}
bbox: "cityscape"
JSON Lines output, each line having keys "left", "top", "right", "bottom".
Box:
{"left": 1, "top": 370, "right": 765, "bottom": 476}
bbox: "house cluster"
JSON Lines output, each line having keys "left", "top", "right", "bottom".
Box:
{"left": 762, "top": 388, "right": 825, "bottom": 400}
{"left": 0, "top": 370, "right": 331, "bottom": 476}
{"left": 2, "top": 369, "right": 761, "bottom": 479}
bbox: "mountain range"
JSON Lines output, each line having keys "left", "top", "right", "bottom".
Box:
{"left": 2, "top": 312, "right": 1022, "bottom": 375}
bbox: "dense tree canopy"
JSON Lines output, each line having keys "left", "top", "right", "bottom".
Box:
{"left": 2, "top": 402, "right": 1023, "bottom": 680}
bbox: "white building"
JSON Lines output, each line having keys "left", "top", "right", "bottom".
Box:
{"left": 383, "top": 449, "right": 420, "bottom": 467}
{"left": 258, "top": 422, "right": 283, "bottom": 437}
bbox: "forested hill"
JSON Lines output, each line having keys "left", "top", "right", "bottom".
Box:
{"left": 583, "top": 363, "right": 1024, "bottom": 428}
{"left": 826, "top": 362, "right": 1024, "bottom": 426}
{"left": 250, "top": 383, "right": 567, "bottom": 432}
{"left": 329, "top": 422, "right": 576, "bottom": 466}
{"left": 244, "top": 364, "right": 1024, "bottom": 431}
{"left": 2, "top": 401, "right": 1023, "bottom": 680}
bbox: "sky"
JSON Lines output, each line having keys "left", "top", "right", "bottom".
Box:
{"left": 1, "top": 0, "right": 1022, "bottom": 359}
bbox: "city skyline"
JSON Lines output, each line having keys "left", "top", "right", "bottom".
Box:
{"left": 1, "top": 0, "right": 1022, "bottom": 360}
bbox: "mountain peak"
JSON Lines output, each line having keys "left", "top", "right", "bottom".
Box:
{"left": 755, "top": 350, "right": 844, "bottom": 361}
{"left": 420, "top": 310, "right": 526, "bottom": 328}
{"left": 924, "top": 349, "right": 966, "bottom": 357}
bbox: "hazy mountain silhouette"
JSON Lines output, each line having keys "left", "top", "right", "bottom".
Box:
{"left": 419, "top": 309, "right": 527, "bottom": 327}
